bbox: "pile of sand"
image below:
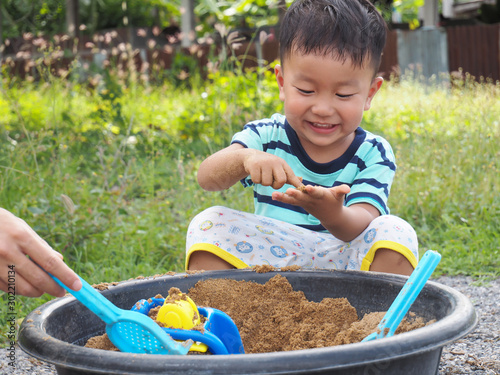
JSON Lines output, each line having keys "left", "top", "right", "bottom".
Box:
{"left": 85, "top": 273, "right": 431, "bottom": 353}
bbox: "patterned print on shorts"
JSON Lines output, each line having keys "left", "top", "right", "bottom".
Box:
{"left": 270, "top": 245, "right": 287, "bottom": 258}
{"left": 235, "top": 241, "right": 253, "bottom": 254}
{"left": 186, "top": 207, "right": 418, "bottom": 271}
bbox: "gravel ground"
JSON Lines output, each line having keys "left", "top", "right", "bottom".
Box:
{"left": 2, "top": 275, "right": 498, "bottom": 375}
{"left": 436, "top": 276, "right": 499, "bottom": 375}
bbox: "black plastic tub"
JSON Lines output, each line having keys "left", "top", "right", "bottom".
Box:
{"left": 19, "top": 269, "right": 477, "bottom": 375}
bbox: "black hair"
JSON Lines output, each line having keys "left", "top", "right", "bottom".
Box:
{"left": 279, "top": 0, "right": 387, "bottom": 73}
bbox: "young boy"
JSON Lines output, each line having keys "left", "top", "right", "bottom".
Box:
{"left": 186, "top": 0, "right": 418, "bottom": 275}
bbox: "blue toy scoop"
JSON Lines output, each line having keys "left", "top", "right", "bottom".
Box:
{"left": 50, "top": 274, "right": 192, "bottom": 355}
{"left": 362, "top": 250, "right": 442, "bottom": 342}
{"left": 132, "top": 297, "right": 245, "bottom": 355}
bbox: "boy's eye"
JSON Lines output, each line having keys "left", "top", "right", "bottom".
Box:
{"left": 296, "top": 87, "right": 314, "bottom": 94}
{"left": 337, "top": 93, "right": 354, "bottom": 98}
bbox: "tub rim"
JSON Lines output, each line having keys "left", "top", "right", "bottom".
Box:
{"left": 18, "top": 269, "right": 478, "bottom": 374}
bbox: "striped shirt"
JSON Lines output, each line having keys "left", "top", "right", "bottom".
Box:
{"left": 231, "top": 113, "right": 396, "bottom": 232}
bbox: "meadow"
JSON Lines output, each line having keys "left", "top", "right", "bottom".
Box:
{"left": 0, "top": 59, "right": 499, "bottom": 344}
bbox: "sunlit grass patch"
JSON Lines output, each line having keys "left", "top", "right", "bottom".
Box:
{"left": 0, "top": 70, "right": 499, "bottom": 346}
{"left": 365, "top": 78, "right": 500, "bottom": 277}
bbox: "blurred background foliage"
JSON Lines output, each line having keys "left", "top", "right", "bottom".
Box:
{"left": 0, "top": 0, "right": 431, "bottom": 42}
{"left": 1, "top": 0, "right": 181, "bottom": 39}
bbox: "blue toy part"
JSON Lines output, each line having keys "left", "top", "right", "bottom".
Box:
{"left": 362, "top": 250, "right": 442, "bottom": 342}
{"left": 200, "top": 307, "right": 245, "bottom": 355}
{"left": 132, "top": 298, "right": 164, "bottom": 315}
{"left": 49, "top": 276, "right": 191, "bottom": 355}
{"left": 131, "top": 299, "right": 245, "bottom": 355}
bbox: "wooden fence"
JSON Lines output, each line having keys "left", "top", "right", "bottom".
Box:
{"left": 447, "top": 24, "right": 500, "bottom": 82}
{"left": 380, "top": 24, "right": 500, "bottom": 82}
{"left": 2, "top": 24, "right": 499, "bottom": 83}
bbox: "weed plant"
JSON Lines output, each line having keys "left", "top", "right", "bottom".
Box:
{"left": 0, "top": 43, "right": 499, "bottom": 346}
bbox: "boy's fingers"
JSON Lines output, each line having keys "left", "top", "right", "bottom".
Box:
{"left": 286, "top": 170, "right": 304, "bottom": 189}
{"left": 271, "top": 168, "right": 288, "bottom": 189}
{"left": 331, "top": 184, "right": 351, "bottom": 200}
{"left": 261, "top": 168, "right": 274, "bottom": 186}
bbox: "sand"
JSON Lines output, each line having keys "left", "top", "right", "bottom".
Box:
{"left": 85, "top": 273, "right": 431, "bottom": 353}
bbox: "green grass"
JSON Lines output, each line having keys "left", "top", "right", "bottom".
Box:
{"left": 0, "top": 69, "right": 499, "bottom": 346}
{"left": 364, "top": 78, "right": 499, "bottom": 278}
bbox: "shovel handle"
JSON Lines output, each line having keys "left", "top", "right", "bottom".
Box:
{"left": 375, "top": 250, "right": 441, "bottom": 339}
{"left": 51, "top": 274, "right": 121, "bottom": 325}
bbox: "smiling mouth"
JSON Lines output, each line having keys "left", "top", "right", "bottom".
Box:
{"left": 309, "top": 121, "right": 338, "bottom": 129}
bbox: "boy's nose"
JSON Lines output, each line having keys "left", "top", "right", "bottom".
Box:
{"left": 311, "top": 97, "right": 335, "bottom": 117}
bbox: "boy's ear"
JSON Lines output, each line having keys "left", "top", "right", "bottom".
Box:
{"left": 364, "top": 76, "right": 384, "bottom": 111}
{"left": 275, "top": 64, "right": 285, "bottom": 101}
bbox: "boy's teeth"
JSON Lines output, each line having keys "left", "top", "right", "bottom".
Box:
{"left": 313, "top": 123, "right": 333, "bottom": 128}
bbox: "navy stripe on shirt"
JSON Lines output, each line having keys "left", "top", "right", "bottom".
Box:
{"left": 345, "top": 192, "right": 387, "bottom": 213}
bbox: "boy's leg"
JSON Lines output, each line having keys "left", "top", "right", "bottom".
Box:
{"left": 185, "top": 206, "right": 251, "bottom": 270}
{"left": 369, "top": 248, "right": 414, "bottom": 275}
{"left": 185, "top": 206, "right": 319, "bottom": 271}
{"left": 188, "top": 251, "right": 235, "bottom": 270}
{"left": 351, "top": 215, "right": 419, "bottom": 275}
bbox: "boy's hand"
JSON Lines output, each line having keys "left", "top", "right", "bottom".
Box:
{"left": 243, "top": 151, "right": 303, "bottom": 190}
{"left": 197, "top": 144, "right": 303, "bottom": 191}
{"left": 272, "top": 184, "right": 351, "bottom": 222}
{"left": 272, "top": 184, "right": 380, "bottom": 242}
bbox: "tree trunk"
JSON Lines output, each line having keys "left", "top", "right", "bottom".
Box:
{"left": 66, "top": 0, "right": 80, "bottom": 37}
{"left": 181, "top": 0, "right": 195, "bottom": 47}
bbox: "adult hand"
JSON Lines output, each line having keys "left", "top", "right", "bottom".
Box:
{"left": 0, "top": 208, "right": 82, "bottom": 297}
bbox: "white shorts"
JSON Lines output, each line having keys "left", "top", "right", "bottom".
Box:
{"left": 185, "top": 206, "right": 419, "bottom": 271}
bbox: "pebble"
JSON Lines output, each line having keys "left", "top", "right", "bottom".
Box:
{"left": 2, "top": 275, "right": 498, "bottom": 374}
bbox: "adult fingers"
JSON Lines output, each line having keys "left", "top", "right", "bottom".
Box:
{"left": 27, "top": 245, "right": 82, "bottom": 295}
{"left": 0, "top": 268, "right": 45, "bottom": 297}
{"left": 0, "top": 243, "right": 46, "bottom": 297}
{"left": 5, "top": 244, "right": 68, "bottom": 297}
{"left": 5, "top": 214, "right": 81, "bottom": 296}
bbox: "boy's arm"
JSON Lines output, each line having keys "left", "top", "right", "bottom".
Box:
{"left": 197, "top": 144, "right": 250, "bottom": 191}
{"left": 272, "top": 185, "right": 379, "bottom": 242}
{"left": 198, "top": 143, "right": 303, "bottom": 191}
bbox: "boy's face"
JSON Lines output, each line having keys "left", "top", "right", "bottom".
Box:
{"left": 275, "top": 51, "right": 383, "bottom": 162}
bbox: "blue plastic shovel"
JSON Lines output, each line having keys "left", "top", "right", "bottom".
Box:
{"left": 132, "top": 297, "right": 245, "bottom": 355}
{"left": 362, "top": 250, "right": 442, "bottom": 342}
{"left": 50, "top": 274, "right": 192, "bottom": 355}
